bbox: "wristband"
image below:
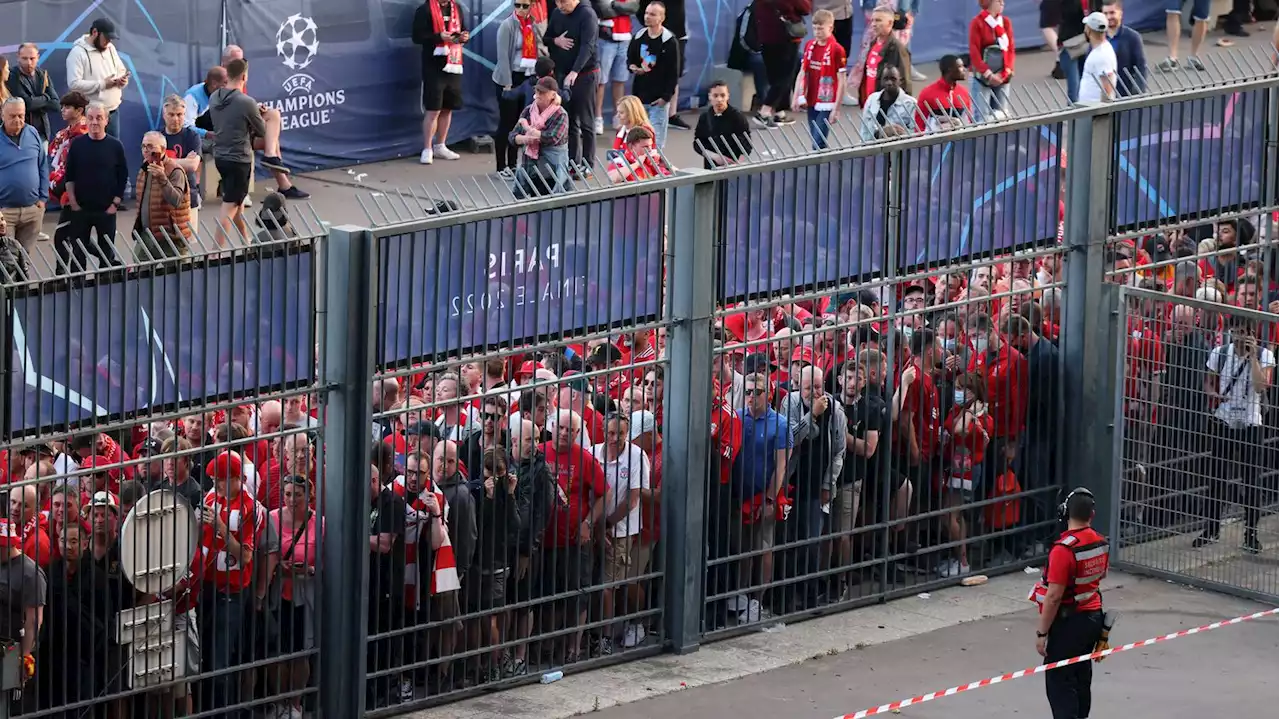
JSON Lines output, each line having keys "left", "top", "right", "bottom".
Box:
{"left": 1036, "top": 630, "right": 1048, "bottom": 638}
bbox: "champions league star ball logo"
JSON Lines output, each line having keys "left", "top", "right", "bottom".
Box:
{"left": 276, "top": 14, "right": 319, "bottom": 95}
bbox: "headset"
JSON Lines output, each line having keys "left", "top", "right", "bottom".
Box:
{"left": 1058, "top": 487, "right": 1095, "bottom": 523}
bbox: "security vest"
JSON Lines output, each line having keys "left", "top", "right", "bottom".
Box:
{"left": 1029, "top": 527, "right": 1109, "bottom": 611}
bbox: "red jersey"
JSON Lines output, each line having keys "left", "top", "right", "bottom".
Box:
{"left": 639, "top": 446, "right": 662, "bottom": 545}
{"left": 711, "top": 399, "right": 744, "bottom": 485}
{"left": 799, "top": 38, "right": 846, "bottom": 111}
{"left": 541, "top": 442, "right": 608, "bottom": 549}
{"left": 914, "top": 77, "right": 973, "bottom": 131}
{"left": 199, "top": 489, "right": 262, "bottom": 594}
{"left": 898, "top": 359, "right": 942, "bottom": 459}
{"left": 941, "top": 406, "right": 993, "bottom": 493}
{"left": 861, "top": 40, "right": 885, "bottom": 105}
{"left": 610, "top": 146, "right": 672, "bottom": 181}
{"left": 967, "top": 345, "right": 1029, "bottom": 439}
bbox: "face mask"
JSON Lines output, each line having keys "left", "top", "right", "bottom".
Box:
{"left": 971, "top": 336, "right": 989, "bottom": 354}
{"left": 942, "top": 338, "right": 957, "bottom": 352}
{"left": 953, "top": 390, "right": 968, "bottom": 406}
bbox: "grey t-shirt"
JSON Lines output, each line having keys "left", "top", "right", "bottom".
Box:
{"left": 0, "top": 554, "right": 46, "bottom": 643}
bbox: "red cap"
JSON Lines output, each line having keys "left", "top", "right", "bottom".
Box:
{"left": 82, "top": 455, "right": 121, "bottom": 480}
{"left": 722, "top": 314, "right": 746, "bottom": 342}
{"left": 204, "top": 452, "right": 243, "bottom": 481}
{"left": 790, "top": 345, "right": 816, "bottom": 366}
{"left": 517, "top": 360, "right": 542, "bottom": 377}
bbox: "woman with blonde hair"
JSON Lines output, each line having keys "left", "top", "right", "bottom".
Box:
{"left": 611, "top": 95, "right": 656, "bottom": 152}
{"left": 0, "top": 57, "right": 10, "bottom": 102}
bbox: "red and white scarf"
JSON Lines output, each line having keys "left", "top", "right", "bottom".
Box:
{"left": 981, "top": 11, "right": 1009, "bottom": 51}
{"left": 391, "top": 476, "right": 461, "bottom": 604}
{"left": 518, "top": 14, "right": 538, "bottom": 70}
{"left": 802, "top": 39, "right": 840, "bottom": 111}
{"left": 431, "top": 0, "right": 464, "bottom": 75}
{"left": 600, "top": 14, "right": 632, "bottom": 42}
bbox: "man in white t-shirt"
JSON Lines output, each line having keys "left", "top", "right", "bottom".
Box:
{"left": 591, "top": 412, "right": 650, "bottom": 654}
{"left": 1079, "top": 12, "right": 1117, "bottom": 103}
{"left": 1196, "top": 315, "right": 1276, "bottom": 554}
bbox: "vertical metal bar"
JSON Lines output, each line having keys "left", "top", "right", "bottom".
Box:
{"left": 0, "top": 279, "right": 9, "bottom": 440}
{"left": 1060, "top": 113, "right": 1119, "bottom": 537}
{"left": 663, "top": 180, "right": 715, "bottom": 653}
{"left": 318, "top": 225, "right": 376, "bottom": 716}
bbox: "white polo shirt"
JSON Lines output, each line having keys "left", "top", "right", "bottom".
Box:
{"left": 591, "top": 442, "right": 650, "bottom": 538}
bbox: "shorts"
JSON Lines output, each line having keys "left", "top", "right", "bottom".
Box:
{"left": 538, "top": 546, "right": 593, "bottom": 600}
{"left": 215, "top": 159, "right": 252, "bottom": 205}
{"left": 605, "top": 535, "right": 650, "bottom": 583}
{"left": 598, "top": 37, "right": 632, "bottom": 84}
{"left": 729, "top": 506, "right": 776, "bottom": 554}
{"left": 834, "top": 481, "right": 863, "bottom": 533}
{"left": 422, "top": 70, "right": 464, "bottom": 112}
{"left": 508, "top": 552, "right": 541, "bottom": 604}
{"left": 1167, "top": 0, "right": 1211, "bottom": 22}
{"left": 278, "top": 599, "right": 312, "bottom": 654}
{"left": 464, "top": 567, "right": 510, "bottom": 613}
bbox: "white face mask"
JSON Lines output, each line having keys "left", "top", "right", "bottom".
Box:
{"left": 953, "top": 389, "right": 968, "bottom": 406}
{"left": 972, "top": 336, "right": 989, "bottom": 354}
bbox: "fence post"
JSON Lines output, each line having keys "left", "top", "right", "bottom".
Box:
{"left": 318, "top": 225, "right": 377, "bottom": 716}
{"left": 662, "top": 178, "right": 717, "bottom": 653}
{"left": 1060, "top": 112, "right": 1120, "bottom": 537}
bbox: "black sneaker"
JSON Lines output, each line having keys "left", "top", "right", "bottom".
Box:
{"left": 772, "top": 111, "right": 797, "bottom": 126}
{"left": 1191, "top": 531, "right": 1220, "bottom": 548}
{"left": 669, "top": 115, "right": 692, "bottom": 130}
{"left": 753, "top": 111, "right": 776, "bottom": 128}
{"left": 1051, "top": 62, "right": 1065, "bottom": 80}
{"left": 261, "top": 155, "right": 292, "bottom": 174}
{"left": 280, "top": 185, "right": 310, "bottom": 200}
{"left": 1241, "top": 532, "right": 1263, "bottom": 555}
{"left": 1223, "top": 24, "right": 1250, "bottom": 37}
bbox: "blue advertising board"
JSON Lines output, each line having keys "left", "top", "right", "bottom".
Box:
{"left": 378, "top": 193, "right": 664, "bottom": 365}
{"left": 6, "top": 251, "right": 315, "bottom": 436}
{"left": 1113, "top": 89, "right": 1269, "bottom": 228}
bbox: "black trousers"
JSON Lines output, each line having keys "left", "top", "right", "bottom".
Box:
{"left": 494, "top": 78, "right": 531, "bottom": 172}
{"left": 563, "top": 68, "right": 599, "bottom": 166}
{"left": 366, "top": 596, "right": 405, "bottom": 703}
{"left": 1045, "top": 610, "right": 1103, "bottom": 719}
{"left": 57, "top": 208, "right": 121, "bottom": 273}
{"left": 833, "top": 17, "right": 854, "bottom": 56}
{"left": 1202, "top": 420, "right": 1274, "bottom": 536}
{"left": 761, "top": 42, "right": 800, "bottom": 112}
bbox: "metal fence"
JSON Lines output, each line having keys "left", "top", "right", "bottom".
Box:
{"left": 0, "top": 62, "right": 1276, "bottom": 719}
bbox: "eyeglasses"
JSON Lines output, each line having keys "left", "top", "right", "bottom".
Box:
{"left": 744, "top": 388, "right": 767, "bottom": 397}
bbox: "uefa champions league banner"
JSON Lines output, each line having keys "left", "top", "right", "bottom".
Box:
{"left": 377, "top": 193, "right": 665, "bottom": 366}
{"left": 6, "top": 252, "right": 316, "bottom": 437}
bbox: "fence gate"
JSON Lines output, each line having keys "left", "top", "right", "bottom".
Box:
{"left": 1112, "top": 286, "right": 1279, "bottom": 603}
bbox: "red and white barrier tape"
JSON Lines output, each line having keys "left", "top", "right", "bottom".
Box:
{"left": 832, "top": 607, "right": 1280, "bottom": 719}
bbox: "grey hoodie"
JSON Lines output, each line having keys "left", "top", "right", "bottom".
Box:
{"left": 207, "top": 87, "right": 266, "bottom": 164}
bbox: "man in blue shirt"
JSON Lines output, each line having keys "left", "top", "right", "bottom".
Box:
{"left": 0, "top": 97, "right": 50, "bottom": 256}
{"left": 729, "top": 371, "right": 792, "bottom": 624}
{"left": 183, "top": 66, "right": 227, "bottom": 139}
{"left": 1103, "top": 0, "right": 1148, "bottom": 96}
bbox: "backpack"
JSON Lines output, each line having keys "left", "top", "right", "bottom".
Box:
{"left": 983, "top": 470, "right": 1022, "bottom": 530}
{"left": 736, "top": 3, "right": 761, "bottom": 54}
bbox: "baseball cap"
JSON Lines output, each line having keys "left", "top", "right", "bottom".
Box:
{"left": 535, "top": 76, "right": 560, "bottom": 94}
{"left": 83, "top": 454, "right": 122, "bottom": 480}
{"left": 90, "top": 18, "right": 118, "bottom": 40}
{"left": 1083, "top": 12, "right": 1107, "bottom": 32}
{"left": 743, "top": 352, "right": 777, "bottom": 375}
{"left": 790, "top": 345, "right": 816, "bottom": 366}
{"left": 628, "top": 410, "right": 657, "bottom": 440}
{"left": 856, "top": 289, "right": 881, "bottom": 308}
{"left": 204, "top": 451, "right": 243, "bottom": 481}
{"left": 406, "top": 420, "right": 445, "bottom": 440}
{"left": 1145, "top": 234, "right": 1172, "bottom": 264}
{"left": 19, "top": 443, "right": 56, "bottom": 458}
{"left": 517, "top": 360, "right": 542, "bottom": 378}
{"left": 90, "top": 490, "right": 119, "bottom": 513}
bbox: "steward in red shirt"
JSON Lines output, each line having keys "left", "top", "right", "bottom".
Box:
{"left": 1030, "top": 488, "right": 1108, "bottom": 719}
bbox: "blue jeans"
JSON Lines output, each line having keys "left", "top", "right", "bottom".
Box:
{"left": 970, "top": 77, "right": 1010, "bottom": 121}
{"left": 808, "top": 108, "right": 832, "bottom": 150}
{"left": 515, "top": 144, "right": 571, "bottom": 197}
{"left": 749, "top": 52, "right": 769, "bottom": 109}
{"left": 646, "top": 102, "right": 670, "bottom": 150}
{"left": 105, "top": 108, "right": 121, "bottom": 139}
{"left": 782, "top": 494, "right": 827, "bottom": 606}
{"left": 1060, "top": 47, "right": 1083, "bottom": 103}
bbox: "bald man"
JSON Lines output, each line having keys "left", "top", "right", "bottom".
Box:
{"left": 433, "top": 440, "right": 476, "bottom": 585}
{"left": 183, "top": 66, "right": 228, "bottom": 138}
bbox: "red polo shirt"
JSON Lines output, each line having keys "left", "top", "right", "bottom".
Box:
{"left": 967, "top": 344, "right": 1029, "bottom": 439}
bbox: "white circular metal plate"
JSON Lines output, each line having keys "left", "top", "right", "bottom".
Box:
{"left": 119, "top": 489, "right": 200, "bottom": 595}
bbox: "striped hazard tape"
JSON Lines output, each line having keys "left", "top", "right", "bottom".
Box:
{"left": 832, "top": 607, "right": 1280, "bottom": 719}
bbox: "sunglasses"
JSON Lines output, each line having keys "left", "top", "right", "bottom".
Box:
{"left": 744, "top": 388, "right": 767, "bottom": 397}
{"left": 480, "top": 411, "right": 503, "bottom": 421}
{"left": 514, "top": 3, "right": 531, "bottom": 7}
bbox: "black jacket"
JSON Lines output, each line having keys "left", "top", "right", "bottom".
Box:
{"left": 469, "top": 469, "right": 524, "bottom": 572}
{"left": 412, "top": 0, "right": 469, "bottom": 74}
{"left": 694, "top": 105, "right": 753, "bottom": 169}
{"left": 6, "top": 68, "right": 57, "bottom": 140}
{"left": 860, "top": 35, "right": 911, "bottom": 104}
{"left": 438, "top": 471, "right": 477, "bottom": 576}
{"left": 512, "top": 451, "right": 555, "bottom": 556}
{"left": 463, "top": 430, "right": 509, "bottom": 483}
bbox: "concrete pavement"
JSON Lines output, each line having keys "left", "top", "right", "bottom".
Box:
{"left": 407, "top": 571, "right": 1277, "bottom": 719}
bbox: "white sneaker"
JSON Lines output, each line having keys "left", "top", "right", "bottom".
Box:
{"left": 433, "top": 144, "right": 460, "bottom": 161}
{"left": 399, "top": 677, "right": 415, "bottom": 702}
{"left": 939, "top": 559, "right": 971, "bottom": 578}
{"left": 419, "top": 148, "right": 433, "bottom": 165}
{"left": 279, "top": 705, "right": 303, "bottom": 719}
{"left": 842, "top": 93, "right": 859, "bottom": 107}
{"left": 594, "top": 117, "right": 605, "bottom": 135}
{"left": 623, "top": 623, "right": 647, "bottom": 648}
{"left": 738, "top": 598, "right": 762, "bottom": 624}
{"left": 728, "top": 594, "right": 749, "bottom": 612}
{"left": 242, "top": 196, "right": 252, "bottom": 208}
{"left": 910, "top": 67, "right": 927, "bottom": 82}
